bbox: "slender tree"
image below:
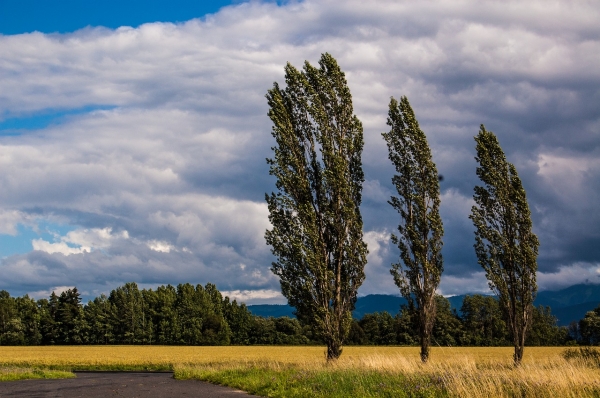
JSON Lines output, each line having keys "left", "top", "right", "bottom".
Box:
{"left": 469, "top": 125, "right": 539, "bottom": 366}
{"left": 382, "top": 96, "right": 444, "bottom": 363}
{"left": 265, "top": 53, "right": 368, "bottom": 361}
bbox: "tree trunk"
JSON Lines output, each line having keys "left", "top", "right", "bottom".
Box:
{"left": 419, "top": 295, "right": 435, "bottom": 363}
{"left": 420, "top": 329, "right": 430, "bottom": 363}
{"left": 326, "top": 338, "right": 343, "bottom": 361}
{"left": 513, "top": 327, "right": 526, "bottom": 366}
{"left": 420, "top": 307, "right": 431, "bottom": 363}
{"left": 513, "top": 343, "right": 524, "bottom": 366}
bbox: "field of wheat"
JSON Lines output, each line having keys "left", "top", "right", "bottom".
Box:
{"left": 0, "top": 345, "right": 332, "bottom": 370}
{"left": 0, "top": 346, "right": 569, "bottom": 368}
{"left": 1, "top": 346, "right": 599, "bottom": 397}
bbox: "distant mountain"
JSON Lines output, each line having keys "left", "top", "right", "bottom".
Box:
{"left": 351, "top": 294, "right": 406, "bottom": 319}
{"left": 535, "top": 284, "right": 600, "bottom": 309}
{"left": 247, "top": 304, "right": 295, "bottom": 318}
{"left": 551, "top": 301, "right": 600, "bottom": 326}
{"left": 447, "top": 295, "right": 467, "bottom": 312}
{"left": 247, "top": 283, "right": 600, "bottom": 326}
{"left": 247, "top": 295, "right": 408, "bottom": 319}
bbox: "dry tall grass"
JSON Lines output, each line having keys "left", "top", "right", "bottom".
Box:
{"left": 331, "top": 353, "right": 600, "bottom": 397}
{"left": 1, "top": 346, "right": 598, "bottom": 396}
{"left": 0, "top": 346, "right": 569, "bottom": 368}
{"left": 0, "top": 346, "right": 328, "bottom": 369}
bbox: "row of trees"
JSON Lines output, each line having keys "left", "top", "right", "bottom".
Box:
{"left": 2, "top": 283, "right": 598, "bottom": 347}
{"left": 265, "top": 53, "right": 539, "bottom": 364}
{"left": 348, "top": 295, "right": 571, "bottom": 347}
{"left": 0, "top": 283, "right": 239, "bottom": 346}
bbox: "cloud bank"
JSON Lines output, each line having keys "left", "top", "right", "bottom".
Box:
{"left": 1, "top": 0, "right": 599, "bottom": 303}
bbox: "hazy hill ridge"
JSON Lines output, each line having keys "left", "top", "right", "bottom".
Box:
{"left": 248, "top": 283, "right": 600, "bottom": 326}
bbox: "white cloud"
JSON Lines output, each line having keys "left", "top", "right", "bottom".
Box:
{"left": 32, "top": 227, "right": 128, "bottom": 255}
{"left": 146, "top": 240, "right": 174, "bottom": 253}
{"left": 0, "top": 0, "right": 599, "bottom": 299}
{"left": 221, "top": 289, "right": 286, "bottom": 305}
{"left": 536, "top": 152, "right": 600, "bottom": 208}
{"left": 440, "top": 188, "right": 474, "bottom": 222}
{"left": 537, "top": 262, "right": 600, "bottom": 291}
{"left": 363, "top": 179, "right": 391, "bottom": 203}
{"left": 439, "top": 271, "right": 491, "bottom": 296}
{"left": 0, "top": 210, "right": 32, "bottom": 235}
{"left": 359, "top": 229, "right": 398, "bottom": 295}
{"left": 364, "top": 230, "right": 390, "bottom": 269}
{"left": 32, "top": 239, "right": 88, "bottom": 255}
{"left": 27, "top": 286, "right": 77, "bottom": 300}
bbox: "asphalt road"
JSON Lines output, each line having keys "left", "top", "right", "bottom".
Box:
{"left": 0, "top": 372, "right": 258, "bottom": 397}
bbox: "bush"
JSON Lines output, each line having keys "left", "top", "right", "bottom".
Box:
{"left": 562, "top": 346, "right": 600, "bottom": 367}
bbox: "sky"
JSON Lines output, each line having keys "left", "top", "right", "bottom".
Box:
{"left": 1, "top": 0, "right": 599, "bottom": 304}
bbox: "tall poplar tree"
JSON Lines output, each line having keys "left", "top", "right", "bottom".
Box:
{"left": 382, "top": 96, "right": 443, "bottom": 363}
{"left": 265, "top": 53, "right": 368, "bottom": 361}
{"left": 469, "top": 125, "right": 539, "bottom": 366}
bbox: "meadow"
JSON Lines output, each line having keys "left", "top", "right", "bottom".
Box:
{"left": 1, "top": 346, "right": 599, "bottom": 397}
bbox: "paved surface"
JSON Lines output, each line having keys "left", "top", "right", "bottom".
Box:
{"left": 0, "top": 372, "right": 258, "bottom": 397}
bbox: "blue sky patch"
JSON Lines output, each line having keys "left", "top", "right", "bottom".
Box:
{"left": 0, "top": 221, "right": 77, "bottom": 258}
{"left": 0, "top": 106, "right": 116, "bottom": 136}
{"left": 0, "top": 0, "right": 247, "bottom": 35}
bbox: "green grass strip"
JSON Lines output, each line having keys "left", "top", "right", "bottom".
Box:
{"left": 175, "top": 365, "right": 448, "bottom": 398}
{"left": 0, "top": 367, "right": 75, "bottom": 382}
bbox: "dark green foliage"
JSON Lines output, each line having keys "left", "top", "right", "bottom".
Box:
{"left": 459, "top": 296, "right": 568, "bottom": 347}
{"left": 0, "top": 282, "right": 240, "bottom": 346}
{"left": 382, "top": 96, "right": 444, "bottom": 362}
{"left": 358, "top": 312, "right": 397, "bottom": 345}
{"left": 146, "top": 284, "right": 178, "bottom": 344}
{"left": 247, "top": 316, "right": 311, "bottom": 345}
{"left": 15, "top": 295, "right": 42, "bottom": 345}
{"left": 460, "top": 295, "right": 509, "bottom": 346}
{"left": 527, "top": 306, "right": 570, "bottom": 346}
{"left": 579, "top": 304, "right": 600, "bottom": 345}
{"left": 265, "top": 53, "right": 368, "bottom": 360}
{"left": 346, "top": 303, "right": 418, "bottom": 346}
{"left": 222, "top": 297, "right": 253, "bottom": 345}
{"left": 56, "top": 288, "right": 85, "bottom": 344}
{"left": 0, "top": 290, "right": 24, "bottom": 345}
{"left": 470, "top": 125, "right": 539, "bottom": 366}
{"left": 345, "top": 296, "right": 463, "bottom": 347}
{"left": 84, "top": 294, "right": 114, "bottom": 344}
{"left": 109, "top": 282, "right": 147, "bottom": 344}
{"left": 39, "top": 293, "right": 59, "bottom": 344}
{"left": 431, "top": 296, "right": 463, "bottom": 347}
{"left": 0, "top": 283, "right": 592, "bottom": 347}
{"left": 346, "top": 319, "right": 368, "bottom": 345}
{"left": 394, "top": 303, "right": 419, "bottom": 346}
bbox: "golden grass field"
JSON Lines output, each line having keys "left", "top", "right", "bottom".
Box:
{"left": 0, "top": 345, "right": 570, "bottom": 368}
{"left": 1, "top": 346, "right": 599, "bottom": 397}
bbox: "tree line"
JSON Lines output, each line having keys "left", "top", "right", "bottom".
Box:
{"left": 0, "top": 282, "right": 300, "bottom": 346}
{"left": 1, "top": 282, "right": 598, "bottom": 347}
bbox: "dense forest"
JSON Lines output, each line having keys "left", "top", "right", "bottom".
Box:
{"left": 0, "top": 282, "right": 598, "bottom": 346}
